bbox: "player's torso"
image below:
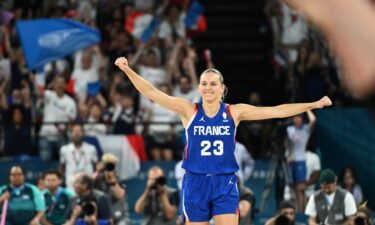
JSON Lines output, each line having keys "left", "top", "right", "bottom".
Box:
{"left": 182, "top": 102, "right": 239, "bottom": 174}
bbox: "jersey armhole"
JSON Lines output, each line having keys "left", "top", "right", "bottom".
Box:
{"left": 226, "top": 104, "right": 233, "bottom": 119}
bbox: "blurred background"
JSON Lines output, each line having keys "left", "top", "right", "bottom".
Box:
{"left": 0, "top": 0, "right": 374, "bottom": 225}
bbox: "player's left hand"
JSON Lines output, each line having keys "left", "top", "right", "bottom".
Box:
{"left": 316, "top": 96, "right": 332, "bottom": 108}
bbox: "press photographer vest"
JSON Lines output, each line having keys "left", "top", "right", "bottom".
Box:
{"left": 314, "top": 187, "right": 347, "bottom": 225}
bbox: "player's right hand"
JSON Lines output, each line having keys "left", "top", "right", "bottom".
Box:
{"left": 114, "top": 57, "right": 129, "bottom": 71}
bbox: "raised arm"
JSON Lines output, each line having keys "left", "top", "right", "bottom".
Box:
{"left": 114, "top": 57, "right": 195, "bottom": 123}
{"left": 230, "top": 96, "right": 331, "bottom": 125}
{"left": 306, "top": 110, "right": 316, "bottom": 128}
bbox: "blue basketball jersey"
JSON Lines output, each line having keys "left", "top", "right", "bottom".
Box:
{"left": 181, "top": 102, "right": 239, "bottom": 174}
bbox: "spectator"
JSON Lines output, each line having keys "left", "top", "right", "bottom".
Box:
{"left": 234, "top": 141, "right": 255, "bottom": 185}
{"left": 39, "top": 76, "right": 77, "bottom": 161}
{"left": 111, "top": 93, "right": 137, "bottom": 135}
{"left": 0, "top": 165, "right": 45, "bottom": 225}
{"left": 146, "top": 83, "right": 179, "bottom": 161}
{"left": 305, "top": 169, "right": 357, "bottom": 225}
{"left": 2, "top": 104, "right": 33, "bottom": 157}
{"left": 64, "top": 173, "right": 111, "bottom": 225}
{"left": 59, "top": 124, "right": 98, "bottom": 189}
{"left": 286, "top": 110, "right": 316, "bottom": 212}
{"left": 94, "top": 153, "right": 131, "bottom": 225}
{"left": 84, "top": 102, "right": 107, "bottom": 136}
{"left": 238, "top": 177, "right": 255, "bottom": 225}
{"left": 71, "top": 46, "right": 105, "bottom": 102}
{"left": 135, "top": 166, "right": 179, "bottom": 225}
{"left": 42, "top": 170, "right": 74, "bottom": 225}
{"left": 355, "top": 205, "right": 372, "bottom": 225}
{"left": 339, "top": 166, "right": 364, "bottom": 206}
{"left": 265, "top": 201, "right": 302, "bottom": 225}
{"left": 159, "top": 4, "right": 186, "bottom": 48}
{"left": 284, "top": 148, "right": 321, "bottom": 202}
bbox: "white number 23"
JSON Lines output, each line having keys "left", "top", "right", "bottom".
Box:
{"left": 201, "top": 140, "right": 224, "bottom": 156}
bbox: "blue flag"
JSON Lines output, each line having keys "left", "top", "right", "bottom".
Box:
{"left": 184, "top": 1, "right": 205, "bottom": 29}
{"left": 16, "top": 19, "right": 101, "bottom": 70}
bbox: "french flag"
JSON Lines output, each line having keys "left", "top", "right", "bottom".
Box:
{"left": 184, "top": 1, "right": 207, "bottom": 34}
{"left": 86, "top": 134, "right": 148, "bottom": 180}
{"left": 125, "top": 11, "right": 160, "bottom": 43}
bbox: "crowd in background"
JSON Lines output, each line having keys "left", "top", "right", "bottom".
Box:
{"left": 0, "top": 0, "right": 372, "bottom": 225}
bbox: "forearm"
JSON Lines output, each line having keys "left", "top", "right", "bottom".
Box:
{"left": 111, "top": 183, "right": 125, "bottom": 200}
{"left": 342, "top": 217, "right": 354, "bottom": 225}
{"left": 275, "top": 102, "right": 318, "bottom": 118}
{"left": 134, "top": 189, "right": 150, "bottom": 213}
{"left": 308, "top": 217, "right": 319, "bottom": 225}
{"left": 33, "top": 211, "right": 44, "bottom": 221}
{"left": 160, "top": 194, "right": 176, "bottom": 219}
{"left": 122, "top": 67, "right": 156, "bottom": 100}
{"left": 41, "top": 217, "right": 53, "bottom": 225}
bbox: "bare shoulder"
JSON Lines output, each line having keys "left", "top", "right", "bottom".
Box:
{"left": 180, "top": 100, "right": 199, "bottom": 126}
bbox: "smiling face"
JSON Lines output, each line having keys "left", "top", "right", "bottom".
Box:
{"left": 199, "top": 71, "right": 225, "bottom": 104}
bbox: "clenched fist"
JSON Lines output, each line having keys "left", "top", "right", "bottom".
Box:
{"left": 316, "top": 96, "right": 332, "bottom": 108}
{"left": 114, "top": 57, "right": 129, "bottom": 71}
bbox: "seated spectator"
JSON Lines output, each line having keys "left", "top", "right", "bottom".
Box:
{"left": 64, "top": 173, "right": 111, "bottom": 225}
{"left": 135, "top": 166, "right": 179, "bottom": 225}
{"left": 0, "top": 165, "right": 45, "bottom": 225}
{"left": 339, "top": 165, "right": 364, "bottom": 206}
{"left": 42, "top": 170, "right": 74, "bottom": 225}
{"left": 59, "top": 124, "right": 98, "bottom": 189}
{"left": 94, "top": 153, "right": 130, "bottom": 225}
{"left": 265, "top": 201, "right": 302, "bottom": 225}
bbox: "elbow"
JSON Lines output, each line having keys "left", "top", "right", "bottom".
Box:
{"left": 165, "top": 210, "right": 176, "bottom": 220}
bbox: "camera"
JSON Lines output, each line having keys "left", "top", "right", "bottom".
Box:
{"left": 78, "top": 195, "right": 97, "bottom": 216}
{"left": 104, "top": 162, "right": 115, "bottom": 171}
{"left": 355, "top": 217, "right": 367, "bottom": 225}
{"left": 275, "top": 215, "right": 290, "bottom": 225}
{"left": 151, "top": 176, "right": 167, "bottom": 189}
{"left": 82, "top": 202, "right": 96, "bottom": 216}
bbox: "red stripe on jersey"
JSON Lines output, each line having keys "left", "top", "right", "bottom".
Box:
{"left": 226, "top": 104, "right": 233, "bottom": 119}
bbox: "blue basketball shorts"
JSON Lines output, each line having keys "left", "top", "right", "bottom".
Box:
{"left": 289, "top": 160, "right": 307, "bottom": 184}
{"left": 181, "top": 172, "right": 239, "bottom": 222}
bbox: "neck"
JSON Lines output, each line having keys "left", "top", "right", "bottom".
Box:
{"left": 50, "top": 187, "right": 59, "bottom": 195}
{"left": 202, "top": 102, "right": 221, "bottom": 117}
{"left": 74, "top": 142, "right": 82, "bottom": 149}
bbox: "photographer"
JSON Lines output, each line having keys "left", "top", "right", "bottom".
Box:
{"left": 64, "top": 173, "right": 111, "bottom": 225}
{"left": 265, "top": 201, "right": 303, "bottom": 225}
{"left": 94, "top": 153, "right": 130, "bottom": 225}
{"left": 134, "top": 166, "right": 179, "bottom": 225}
{"left": 355, "top": 206, "right": 372, "bottom": 225}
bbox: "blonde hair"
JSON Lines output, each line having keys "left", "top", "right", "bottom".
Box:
{"left": 200, "top": 68, "right": 228, "bottom": 102}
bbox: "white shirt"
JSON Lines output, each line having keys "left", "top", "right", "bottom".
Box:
{"left": 305, "top": 190, "right": 357, "bottom": 218}
{"left": 306, "top": 151, "right": 321, "bottom": 197}
{"left": 138, "top": 65, "right": 167, "bottom": 87}
{"left": 148, "top": 102, "right": 179, "bottom": 134}
{"left": 234, "top": 142, "right": 255, "bottom": 184}
{"left": 60, "top": 142, "right": 98, "bottom": 189}
{"left": 39, "top": 90, "right": 77, "bottom": 138}
{"left": 173, "top": 86, "right": 200, "bottom": 103}
{"left": 174, "top": 160, "right": 185, "bottom": 190}
{"left": 287, "top": 124, "right": 311, "bottom": 161}
{"left": 158, "top": 13, "right": 186, "bottom": 40}
{"left": 72, "top": 51, "right": 100, "bottom": 101}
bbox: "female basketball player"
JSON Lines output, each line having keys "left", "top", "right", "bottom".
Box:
{"left": 114, "top": 57, "right": 332, "bottom": 225}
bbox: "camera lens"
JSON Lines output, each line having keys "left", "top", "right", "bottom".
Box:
{"left": 104, "top": 163, "right": 115, "bottom": 171}
{"left": 82, "top": 202, "right": 96, "bottom": 216}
